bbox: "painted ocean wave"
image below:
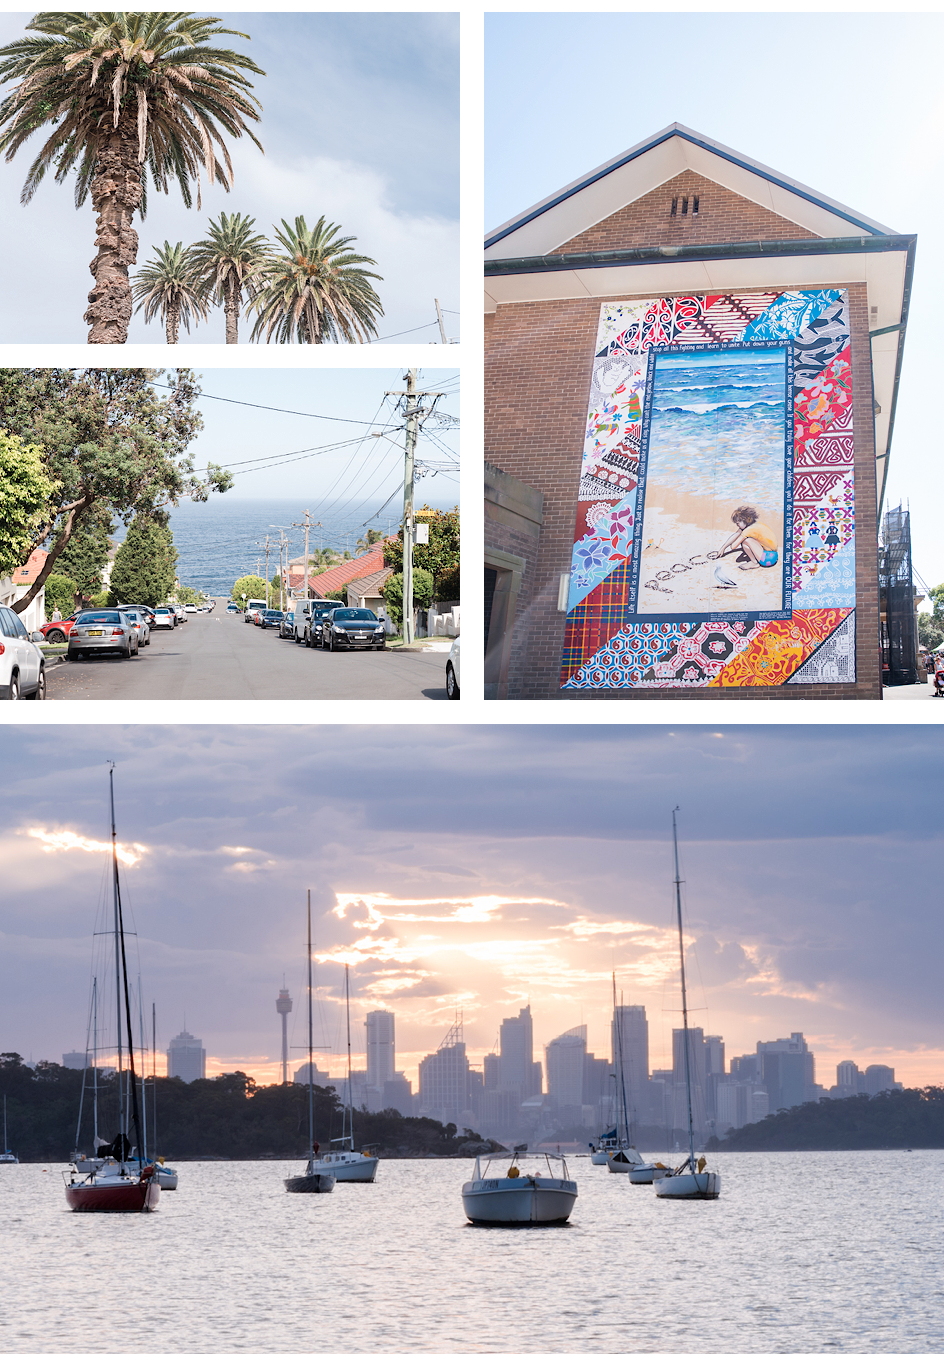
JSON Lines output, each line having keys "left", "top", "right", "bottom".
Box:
{"left": 646, "top": 401, "right": 787, "bottom": 507}
{"left": 653, "top": 399, "right": 781, "bottom": 415}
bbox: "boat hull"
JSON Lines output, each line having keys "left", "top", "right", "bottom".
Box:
{"left": 462, "top": 1176, "right": 577, "bottom": 1226}
{"left": 605, "top": 1147, "right": 644, "bottom": 1173}
{"left": 284, "top": 1172, "right": 336, "bottom": 1193}
{"left": 156, "top": 1167, "right": 178, "bottom": 1190}
{"left": 628, "top": 1163, "right": 671, "bottom": 1185}
{"left": 322, "top": 1153, "right": 379, "bottom": 1183}
{"left": 590, "top": 1150, "right": 610, "bottom": 1165}
{"left": 654, "top": 1170, "right": 721, "bottom": 1200}
{"left": 65, "top": 1177, "right": 160, "bottom": 1212}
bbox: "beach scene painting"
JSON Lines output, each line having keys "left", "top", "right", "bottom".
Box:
{"left": 633, "top": 345, "right": 790, "bottom": 617}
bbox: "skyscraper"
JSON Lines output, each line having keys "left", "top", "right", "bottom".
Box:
{"left": 611, "top": 1003, "right": 649, "bottom": 1124}
{"left": 366, "top": 1010, "right": 395, "bottom": 1089}
{"left": 417, "top": 1019, "right": 471, "bottom": 1126}
{"left": 167, "top": 1029, "right": 205, "bottom": 1083}
{"left": 545, "top": 1025, "right": 586, "bottom": 1110}
{"left": 757, "top": 1032, "right": 816, "bottom": 1110}
{"left": 499, "top": 1004, "right": 536, "bottom": 1097}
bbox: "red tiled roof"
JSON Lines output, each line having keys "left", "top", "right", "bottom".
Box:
{"left": 288, "top": 540, "right": 396, "bottom": 598}
{"left": 13, "top": 548, "right": 48, "bottom": 584}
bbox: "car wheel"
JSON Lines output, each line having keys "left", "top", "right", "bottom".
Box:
{"left": 327, "top": 632, "right": 335, "bottom": 652}
{"left": 446, "top": 663, "right": 459, "bottom": 699}
{"left": 29, "top": 668, "right": 46, "bottom": 701}
{"left": 122, "top": 644, "right": 132, "bottom": 660}
{"left": 9, "top": 672, "right": 21, "bottom": 700}
{"left": 46, "top": 628, "right": 66, "bottom": 644}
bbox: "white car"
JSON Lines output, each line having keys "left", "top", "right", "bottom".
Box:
{"left": 0, "top": 604, "right": 46, "bottom": 699}
{"left": 446, "top": 636, "right": 460, "bottom": 699}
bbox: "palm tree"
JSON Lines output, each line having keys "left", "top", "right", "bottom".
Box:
{"left": 0, "top": 12, "right": 264, "bottom": 344}
{"left": 189, "top": 211, "right": 270, "bottom": 343}
{"left": 249, "top": 216, "right": 383, "bottom": 344}
{"left": 132, "top": 241, "right": 206, "bottom": 343}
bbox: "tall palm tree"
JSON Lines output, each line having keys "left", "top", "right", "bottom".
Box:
{"left": 0, "top": 12, "right": 264, "bottom": 344}
{"left": 189, "top": 211, "right": 270, "bottom": 344}
{"left": 249, "top": 216, "right": 383, "bottom": 344}
{"left": 132, "top": 241, "right": 206, "bottom": 343}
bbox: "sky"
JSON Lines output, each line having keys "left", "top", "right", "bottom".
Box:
{"left": 485, "top": 11, "right": 944, "bottom": 588}
{"left": 2, "top": 724, "right": 942, "bottom": 1095}
{"left": 0, "top": 11, "right": 459, "bottom": 345}
{"left": 158, "top": 366, "right": 460, "bottom": 506}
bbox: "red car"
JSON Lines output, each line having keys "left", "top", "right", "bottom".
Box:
{"left": 38, "top": 616, "right": 76, "bottom": 644}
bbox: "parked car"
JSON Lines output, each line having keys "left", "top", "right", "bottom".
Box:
{"left": 226, "top": 602, "right": 240, "bottom": 613}
{"left": 293, "top": 598, "right": 339, "bottom": 647}
{"left": 250, "top": 608, "right": 266, "bottom": 625}
{"left": 321, "top": 607, "right": 386, "bottom": 652}
{"left": 38, "top": 615, "right": 77, "bottom": 644}
{"left": 0, "top": 604, "right": 46, "bottom": 699}
{"left": 120, "top": 609, "right": 151, "bottom": 647}
{"left": 259, "top": 609, "right": 284, "bottom": 630}
{"left": 171, "top": 604, "right": 187, "bottom": 624}
{"left": 151, "top": 606, "right": 176, "bottom": 629}
{"left": 116, "top": 603, "right": 157, "bottom": 627}
{"left": 244, "top": 598, "right": 266, "bottom": 622}
{"left": 68, "top": 610, "right": 139, "bottom": 661}
{"left": 279, "top": 611, "right": 295, "bottom": 639}
{"left": 446, "top": 636, "right": 460, "bottom": 699}
{"left": 184, "top": 603, "right": 198, "bottom": 613}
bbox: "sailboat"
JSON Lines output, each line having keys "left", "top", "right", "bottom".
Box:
{"left": 0, "top": 1096, "right": 17, "bottom": 1163}
{"left": 604, "top": 973, "right": 646, "bottom": 1174}
{"left": 285, "top": 894, "right": 336, "bottom": 1194}
{"left": 64, "top": 766, "right": 160, "bottom": 1213}
{"left": 314, "top": 964, "right": 378, "bottom": 1183}
{"left": 654, "top": 808, "right": 720, "bottom": 1201}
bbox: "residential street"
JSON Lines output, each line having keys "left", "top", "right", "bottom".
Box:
{"left": 47, "top": 611, "right": 450, "bottom": 701}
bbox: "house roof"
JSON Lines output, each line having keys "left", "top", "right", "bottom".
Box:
{"left": 484, "top": 123, "right": 916, "bottom": 511}
{"left": 346, "top": 567, "right": 392, "bottom": 599}
{"left": 12, "top": 548, "right": 48, "bottom": 584}
{"left": 289, "top": 540, "right": 395, "bottom": 598}
{"left": 485, "top": 123, "right": 896, "bottom": 257}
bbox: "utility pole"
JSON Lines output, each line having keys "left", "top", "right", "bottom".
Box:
{"left": 435, "top": 298, "right": 448, "bottom": 345}
{"left": 384, "top": 370, "right": 445, "bottom": 644}
{"left": 291, "top": 510, "right": 314, "bottom": 602}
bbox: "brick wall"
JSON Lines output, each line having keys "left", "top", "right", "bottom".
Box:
{"left": 552, "top": 171, "right": 818, "bottom": 255}
{"left": 484, "top": 282, "right": 880, "bottom": 701}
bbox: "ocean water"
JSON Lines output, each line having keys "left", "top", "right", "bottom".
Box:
{"left": 647, "top": 349, "right": 787, "bottom": 509}
{"left": 113, "top": 500, "right": 405, "bottom": 600}
{"left": 2, "top": 1150, "right": 942, "bottom": 1353}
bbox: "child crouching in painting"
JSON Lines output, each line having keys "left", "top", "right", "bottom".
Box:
{"left": 718, "top": 505, "right": 778, "bottom": 570}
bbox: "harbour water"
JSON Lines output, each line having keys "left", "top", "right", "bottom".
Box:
{"left": 113, "top": 500, "right": 405, "bottom": 601}
{"left": 1, "top": 1150, "right": 941, "bottom": 1353}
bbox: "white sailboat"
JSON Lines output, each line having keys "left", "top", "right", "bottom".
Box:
{"left": 0, "top": 1095, "right": 17, "bottom": 1163}
{"left": 654, "top": 808, "right": 721, "bottom": 1201}
{"left": 284, "top": 895, "right": 335, "bottom": 1194}
{"left": 604, "top": 973, "right": 646, "bottom": 1174}
{"left": 304, "top": 962, "right": 378, "bottom": 1183}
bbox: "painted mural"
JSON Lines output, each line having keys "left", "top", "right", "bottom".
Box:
{"left": 561, "top": 290, "right": 856, "bottom": 689}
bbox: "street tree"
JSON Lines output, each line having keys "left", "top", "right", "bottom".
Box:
{"left": 383, "top": 506, "right": 459, "bottom": 602}
{"left": 249, "top": 216, "right": 383, "bottom": 344}
{"left": 55, "top": 510, "right": 114, "bottom": 606}
{"left": 382, "top": 566, "right": 434, "bottom": 631}
{"left": 132, "top": 242, "right": 207, "bottom": 344}
{"left": 43, "top": 573, "right": 79, "bottom": 618}
{"left": 232, "top": 573, "right": 267, "bottom": 607}
{"left": 0, "top": 369, "right": 231, "bottom": 616}
{"left": 189, "top": 211, "right": 271, "bottom": 344}
{"left": 355, "top": 528, "right": 384, "bottom": 554}
{"left": 108, "top": 516, "right": 177, "bottom": 607}
{"left": 0, "top": 428, "right": 60, "bottom": 577}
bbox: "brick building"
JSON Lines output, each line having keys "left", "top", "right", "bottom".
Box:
{"left": 484, "top": 124, "right": 915, "bottom": 699}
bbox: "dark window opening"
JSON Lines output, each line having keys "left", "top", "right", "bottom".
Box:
{"left": 670, "top": 197, "right": 677, "bottom": 217}
{"left": 484, "top": 567, "right": 497, "bottom": 653}
{"left": 692, "top": 195, "right": 699, "bottom": 216}
{"left": 681, "top": 196, "right": 689, "bottom": 216}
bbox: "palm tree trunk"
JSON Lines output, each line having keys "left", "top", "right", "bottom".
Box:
{"left": 166, "top": 303, "right": 180, "bottom": 345}
{"left": 224, "top": 277, "right": 240, "bottom": 344}
{"left": 84, "top": 126, "right": 143, "bottom": 344}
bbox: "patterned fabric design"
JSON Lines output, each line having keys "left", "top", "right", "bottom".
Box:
{"left": 742, "top": 290, "right": 843, "bottom": 341}
{"left": 786, "top": 610, "right": 856, "bottom": 683}
{"left": 706, "top": 608, "right": 852, "bottom": 687}
{"left": 563, "top": 290, "right": 857, "bottom": 689}
{"left": 562, "top": 617, "right": 766, "bottom": 690}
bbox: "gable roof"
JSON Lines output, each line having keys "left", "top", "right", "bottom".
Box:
{"left": 485, "top": 123, "right": 895, "bottom": 257}
{"left": 288, "top": 540, "right": 395, "bottom": 598}
{"left": 484, "top": 124, "right": 916, "bottom": 510}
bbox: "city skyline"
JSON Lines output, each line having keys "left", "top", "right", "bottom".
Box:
{"left": 2, "top": 725, "right": 942, "bottom": 1093}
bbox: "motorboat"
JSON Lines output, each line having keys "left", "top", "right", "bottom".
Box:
{"left": 462, "top": 1149, "right": 578, "bottom": 1226}
{"left": 589, "top": 1130, "right": 618, "bottom": 1165}
{"left": 605, "top": 1144, "right": 646, "bottom": 1174}
{"left": 628, "top": 1160, "right": 673, "bottom": 1185}
{"left": 654, "top": 809, "right": 720, "bottom": 1202}
{"left": 285, "top": 895, "right": 335, "bottom": 1195}
{"left": 64, "top": 766, "right": 159, "bottom": 1214}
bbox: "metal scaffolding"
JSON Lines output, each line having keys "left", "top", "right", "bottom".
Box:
{"left": 880, "top": 504, "right": 917, "bottom": 686}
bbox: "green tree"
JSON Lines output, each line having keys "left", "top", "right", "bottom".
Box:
{"left": 382, "top": 566, "right": 434, "bottom": 631}
{"left": 189, "top": 211, "right": 271, "bottom": 344}
{"left": 323, "top": 582, "right": 349, "bottom": 603}
{"left": 249, "top": 216, "right": 383, "bottom": 344}
{"left": 383, "top": 506, "right": 459, "bottom": 602}
{"left": 43, "top": 573, "right": 79, "bottom": 618}
{"left": 54, "top": 509, "right": 113, "bottom": 606}
{"left": 175, "top": 584, "right": 206, "bottom": 606}
{"left": 0, "top": 13, "right": 264, "bottom": 344}
{"left": 355, "top": 528, "right": 384, "bottom": 555}
{"left": 232, "top": 573, "right": 268, "bottom": 607}
{"left": 0, "top": 428, "right": 60, "bottom": 577}
{"left": 108, "top": 516, "right": 177, "bottom": 607}
{"left": 919, "top": 582, "right": 944, "bottom": 651}
{"left": 132, "top": 242, "right": 207, "bottom": 344}
{"left": 0, "top": 369, "right": 231, "bottom": 615}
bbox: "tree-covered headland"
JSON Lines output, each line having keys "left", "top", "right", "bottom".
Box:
{"left": 0, "top": 1054, "right": 493, "bottom": 1162}
{"left": 707, "top": 1087, "right": 944, "bottom": 1151}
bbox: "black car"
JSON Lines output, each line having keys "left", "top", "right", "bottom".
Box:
{"left": 259, "top": 609, "right": 284, "bottom": 630}
{"left": 307, "top": 601, "right": 341, "bottom": 648}
{"left": 321, "top": 607, "right": 386, "bottom": 652}
{"left": 279, "top": 611, "right": 295, "bottom": 639}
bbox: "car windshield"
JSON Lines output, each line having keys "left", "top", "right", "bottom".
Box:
{"left": 77, "top": 612, "right": 121, "bottom": 624}
{"left": 334, "top": 609, "right": 377, "bottom": 621}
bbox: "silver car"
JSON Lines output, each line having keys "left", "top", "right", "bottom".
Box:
{"left": 120, "top": 610, "right": 151, "bottom": 647}
{"left": 151, "top": 606, "right": 176, "bottom": 630}
{"left": 67, "top": 610, "right": 139, "bottom": 661}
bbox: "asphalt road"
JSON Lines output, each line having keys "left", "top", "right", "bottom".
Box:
{"left": 47, "top": 611, "right": 451, "bottom": 701}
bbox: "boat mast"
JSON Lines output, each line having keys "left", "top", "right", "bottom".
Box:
{"left": 138, "top": 978, "right": 147, "bottom": 1163}
{"left": 672, "top": 807, "right": 696, "bottom": 1173}
{"left": 307, "top": 891, "right": 315, "bottom": 1164}
{"left": 152, "top": 1002, "right": 157, "bottom": 1158}
{"left": 109, "top": 765, "right": 145, "bottom": 1170}
{"left": 344, "top": 963, "right": 353, "bottom": 1151}
{"left": 613, "top": 973, "right": 631, "bottom": 1147}
{"left": 75, "top": 972, "right": 96, "bottom": 1151}
{"left": 109, "top": 765, "right": 125, "bottom": 1153}
{"left": 92, "top": 978, "right": 99, "bottom": 1146}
